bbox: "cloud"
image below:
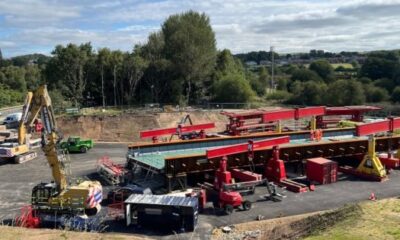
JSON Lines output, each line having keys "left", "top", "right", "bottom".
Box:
{"left": 0, "top": 0, "right": 81, "bottom": 27}
{"left": 337, "top": 1, "right": 400, "bottom": 19}
{"left": 1, "top": 0, "right": 400, "bottom": 57}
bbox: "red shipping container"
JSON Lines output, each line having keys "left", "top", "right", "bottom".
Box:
{"left": 306, "top": 157, "right": 337, "bottom": 184}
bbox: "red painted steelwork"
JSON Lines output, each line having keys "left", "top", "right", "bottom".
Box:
{"left": 140, "top": 123, "right": 215, "bottom": 138}
{"left": 325, "top": 106, "right": 381, "bottom": 116}
{"left": 262, "top": 109, "right": 296, "bottom": 122}
{"left": 295, "top": 106, "right": 326, "bottom": 119}
{"left": 390, "top": 117, "right": 400, "bottom": 132}
{"left": 306, "top": 158, "right": 337, "bottom": 184}
{"left": 206, "top": 136, "right": 290, "bottom": 159}
{"left": 356, "top": 120, "right": 390, "bottom": 136}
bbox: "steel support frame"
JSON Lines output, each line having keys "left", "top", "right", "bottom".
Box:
{"left": 164, "top": 135, "right": 400, "bottom": 177}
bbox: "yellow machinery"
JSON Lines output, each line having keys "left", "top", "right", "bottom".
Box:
{"left": 26, "top": 85, "right": 102, "bottom": 217}
{"left": 337, "top": 120, "right": 359, "bottom": 128}
{"left": 356, "top": 135, "right": 387, "bottom": 179}
{"left": 0, "top": 93, "right": 40, "bottom": 163}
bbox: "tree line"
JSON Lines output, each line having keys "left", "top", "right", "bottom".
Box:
{"left": 268, "top": 50, "right": 400, "bottom": 106}
{"left": 0, "top": 11, "right": 400, "bottom": 109}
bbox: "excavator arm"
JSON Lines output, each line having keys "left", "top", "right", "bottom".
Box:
{"left": 19, "top": 85, "right": 67, "bottom": 191}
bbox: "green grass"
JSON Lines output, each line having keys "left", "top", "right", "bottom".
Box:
{"left": 331, "top": 63, "right": 353, "bottom": 69}
{"left": 305, "top": 198, "right": 400, "bottom": 240}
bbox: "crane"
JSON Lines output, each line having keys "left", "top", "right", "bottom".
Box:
{"left": 25, "top": 85, "right": 102, "bottom": 223}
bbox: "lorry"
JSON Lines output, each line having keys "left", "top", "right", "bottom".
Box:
{"left": 60, "top": 136, "right": 93, "bottom": 153}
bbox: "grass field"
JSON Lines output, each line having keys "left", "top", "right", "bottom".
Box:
{"left": 331, "top": 63, "right": 354, "bottom": 69}
{"left": 305, "top": 198, "right": 400, "bottom": 240}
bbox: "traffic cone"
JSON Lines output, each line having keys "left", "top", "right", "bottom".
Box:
{"left": 369, "top": 192, "right": 376, "bottom": 201}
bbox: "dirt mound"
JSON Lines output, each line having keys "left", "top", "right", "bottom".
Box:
{"left": 57, "top": 110, "right": 228, "bottom": 142}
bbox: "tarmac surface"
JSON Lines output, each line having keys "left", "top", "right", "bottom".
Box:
{"left": 1, "top": 143, "right": 400, "bottom": 239}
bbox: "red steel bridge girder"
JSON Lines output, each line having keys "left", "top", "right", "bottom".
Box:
{"left": 295, "top": 106, "right": 326, "bottom": 119}
{"left": 140, "top": 123, "right": 215, "bottom": 139}
{"left": 355, "top": 118, "right": 400, "bottom": 137}
{"left": 262, "top": 109, "right": 295, "bottom": 122}
{"left": 206, "top": 136, "right": 290, "bottom": 159}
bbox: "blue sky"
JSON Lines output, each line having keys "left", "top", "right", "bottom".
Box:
{"left": 1, "top": 0, "right": 400, "bottom": 57}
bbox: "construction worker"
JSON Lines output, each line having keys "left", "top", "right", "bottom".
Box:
{"left": 34, "top": 119, "right": 43, "bottom": 133}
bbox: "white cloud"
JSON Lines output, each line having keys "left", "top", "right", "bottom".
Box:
{"left": 1, "top": 0, "right": 400, "bottom": 57}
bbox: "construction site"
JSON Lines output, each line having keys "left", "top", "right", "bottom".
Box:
{"left": 1, "top": 87, "right": 400, "bottom": 239}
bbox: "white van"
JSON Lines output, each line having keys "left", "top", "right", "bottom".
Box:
{"left": 3, "top": 112, "right": 22, "bottom": 125}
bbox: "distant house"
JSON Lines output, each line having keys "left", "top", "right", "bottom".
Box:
{"left": 259, "top": 60, "right": 271, "bottom": 66}
{"left": 245, "top": 61, "right": 257, "bottom": 67}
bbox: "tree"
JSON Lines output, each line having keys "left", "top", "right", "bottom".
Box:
{"left": 392, "top": 86, "right": 400, "bottom": 103}
{"left": 123, "top": 46, "right": 148, "bottom": 104}
{"left": 309, "top": 60, "right": 334, "bottom": 83}
{"left": 45, "top": 43, "right": 94, "bottom": 106}
{"left": 213, "top": 73, "right": 255, "bottom": 102}
{"left": 0, "top": 66, "right": 27, "bottom": 92}
{"left": 141, "top": 32, "right": 172, "bottom": 103}
{"left": 96, "top": 48, "right": 111, "bottom": 108}
{"left": 258, "top": 66, "right": 268, "bottom": 90}
{"left": 290, "top": 68, "right": 322, "bottom": 82}
{"left": 0, "top": 48, "right": 2, "bottom": 67}
{"left": 364, "top": 85, "right": 389, "bottom": 102}
{"left": 110, "top": 50, "right": 123, "bottom": 106}
{"left": 360, "top": 52, "right": 400, "bottom": 80}
{"left": 325, "top": 80, "right": 365, "bottom": 105}
{"left": 24, "top": 65, "right": 42, "bottom": 90}
{"left": 373, "top": 78, "right": 396, "bottom": 93}
{"left": 287, "top": 81, "right": 327, "bottom": 105}
{"left": 162, "top": 10, "right": 217, "bottom": 104}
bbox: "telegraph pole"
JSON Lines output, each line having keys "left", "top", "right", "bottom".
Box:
{"left": 270, "top": 46, "right": 275, "bottom": 92}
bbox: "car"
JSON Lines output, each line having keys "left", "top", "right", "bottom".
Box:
{"left": 107, "top": 184, "right": 152, "bottom": 203}
{"left": 3, "top": 112, "right": 22, "bottom": 125}
{"left": 60, "top": 136, "right": 93, "bottom": 153}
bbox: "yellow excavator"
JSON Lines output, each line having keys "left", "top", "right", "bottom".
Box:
{"left": 0, "top": 93, "right": 41, "bottom": 163}
{"left": 22, "top": 85, "right": 102, "bottom": 225}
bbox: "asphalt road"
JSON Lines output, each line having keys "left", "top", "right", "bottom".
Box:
{"left": 1, "top": 143, "right": 400, "bottom": 239}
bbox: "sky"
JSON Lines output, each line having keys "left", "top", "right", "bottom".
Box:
{"left": 1, "top": 0, "right": 400, "bottom": 57}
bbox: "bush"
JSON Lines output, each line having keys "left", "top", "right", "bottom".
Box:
{"left": 325, "top": 79, "right": 365, "bottom": 105}
{"left": 291, "top": 68, "right": 322, "bottom": 82}
{"left": 265, "top": 90, "right": 292, "bottom": 101}
{"left": 287, "top": 81, "right": 327, "bottom": 105}
{"left": 0, "top": 85, "right": 24, "bottom": 108}
{"left": 213, "top": 73, "right": 255, "bottom": 102}
{"left": 392, "top": 87, "right": 400, "bottom": 103}
{"left": 364, "top": 85, "right": 389, "bottom": 102}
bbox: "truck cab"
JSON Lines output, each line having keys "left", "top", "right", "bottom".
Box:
{"left": 60, "top": 136, "right": 93, "bottom": 153}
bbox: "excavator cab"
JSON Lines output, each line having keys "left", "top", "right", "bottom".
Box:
{"left": 31, "top": 183, "right": 57, "bottom": 206}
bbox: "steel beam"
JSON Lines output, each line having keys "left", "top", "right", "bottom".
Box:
{"left": 140, "top": 123, "right": 215, "bottom": 138}
{"left": 356, "top": 120, "right": 390, "bottom": 136}
{"left": 262, "top": 109, "right": 296, "bottom": 122}
{"left": 206, "top": 136, "right": 290, "bottom": 159}
{"left": 295, "top": 106, "right": 326, "bottom": 119}
{"left": 390, "top": 117, "right": 400, "bottom": 132}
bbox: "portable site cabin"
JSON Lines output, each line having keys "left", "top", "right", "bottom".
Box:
{"left": 124, "top": 194, "right": 198, "bottom": 231}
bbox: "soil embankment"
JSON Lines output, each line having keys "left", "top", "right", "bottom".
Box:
{"left": 212, "top": 204, "right": 362, "bottom": 240}
{"left": 56, "top": 110, "right": 228, "bottom": 142}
